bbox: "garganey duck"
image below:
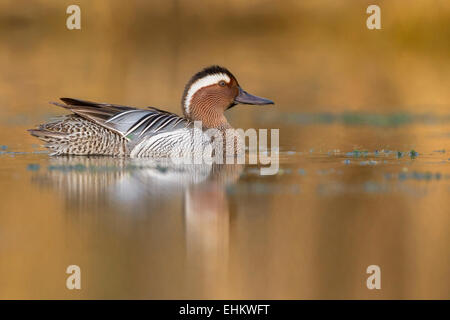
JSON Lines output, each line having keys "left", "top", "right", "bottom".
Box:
{"left": 29, "top": 65, "right": 274, "bottom": 157}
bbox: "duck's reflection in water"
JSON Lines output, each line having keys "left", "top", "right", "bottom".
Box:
{"left": 32, "top": 156, "right": 244, "bottom": 295}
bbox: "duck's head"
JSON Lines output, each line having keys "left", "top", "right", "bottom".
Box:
{"left": 181, "top": 65, "right": 274, "bottom": 129}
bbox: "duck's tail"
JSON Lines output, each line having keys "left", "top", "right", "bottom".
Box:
{"left": 28, "top": 114, "right": 127, "bottom": 156}
{"left": 28, "top": 116, "right": 71, "bottom": 155}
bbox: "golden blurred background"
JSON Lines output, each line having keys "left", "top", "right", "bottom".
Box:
{"left": 0, "top": 0, "right": 449, "bottom": 119}
{"left": 0, "top": 0, "right": 449, "bottom": 299}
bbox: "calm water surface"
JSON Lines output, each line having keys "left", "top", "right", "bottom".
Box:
{"left": 0, "top": 118, "right": 449, "bottom": 299}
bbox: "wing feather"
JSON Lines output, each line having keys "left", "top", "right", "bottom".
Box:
{"left": 52, "top": 98, "right": 190, "bottom": 141}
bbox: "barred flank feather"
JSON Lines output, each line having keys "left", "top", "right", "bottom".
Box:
{"left": 29, "top": 98, "right": 191, "bottom": 156}
{"left": 28, "top": 115, "right": 128, "bottom": 156}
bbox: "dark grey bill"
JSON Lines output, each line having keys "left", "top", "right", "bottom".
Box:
{"left": 234, "top": 87, "right": 274, "bottom": 105}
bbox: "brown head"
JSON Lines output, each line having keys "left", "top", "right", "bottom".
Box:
{"left": 181, "top": 66, "right": 274, "bottom": 129}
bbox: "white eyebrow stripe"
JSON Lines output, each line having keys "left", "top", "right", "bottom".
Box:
{"left": 184, "top": 73, "right": 230, "bottom": 115}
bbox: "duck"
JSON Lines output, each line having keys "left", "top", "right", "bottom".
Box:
{"left": 29, "top": 65, "right": 274, "bottom": 158}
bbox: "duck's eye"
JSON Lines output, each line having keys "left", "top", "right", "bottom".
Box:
{"left": 218, "top": 80, "right": 226, "bottom": 87}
